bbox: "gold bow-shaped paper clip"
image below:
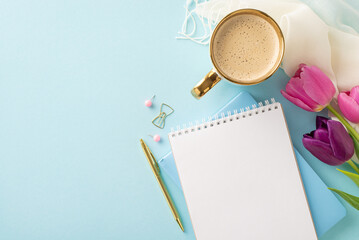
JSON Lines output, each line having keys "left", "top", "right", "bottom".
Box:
{"left": 152, "top": 103, "right": 174, "bottom": 129}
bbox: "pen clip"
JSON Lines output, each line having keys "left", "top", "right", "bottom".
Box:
{"left": 140, "top": 139, "right": 160, "bottom": 174}
{"left": 147, "top": 145, "right": 160, "bottom": 174}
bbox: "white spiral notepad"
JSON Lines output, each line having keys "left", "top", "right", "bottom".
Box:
{"left": 169, "top": 100, "right": 317, "bottom": 240}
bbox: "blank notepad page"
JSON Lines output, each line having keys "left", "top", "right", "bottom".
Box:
{"left": 169, "top": 102, "right": 317, "bottom": 240}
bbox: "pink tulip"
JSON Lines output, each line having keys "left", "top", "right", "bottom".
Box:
{"left": 338, "top": 86, "right": 359, "bottom": 123}
{"left": 281, "top": 64, "right": 336, "bottom": 112}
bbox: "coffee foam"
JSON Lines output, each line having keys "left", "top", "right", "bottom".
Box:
{"left": 212, "top": 14, "right": 281, "bottom": 83}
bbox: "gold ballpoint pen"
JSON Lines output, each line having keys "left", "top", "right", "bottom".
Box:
{"left": 140, "top": 139, "right": 184, "bottom": 232}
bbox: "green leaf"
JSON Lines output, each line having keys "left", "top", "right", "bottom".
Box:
{"left": 337, "top": 169, "right": 359, "bottom": 188}
{"left": 329, "top": 188, "right": 359, "bottom": 210}
{"left": 350, "top": 134, "right": 359, "bottom": 162}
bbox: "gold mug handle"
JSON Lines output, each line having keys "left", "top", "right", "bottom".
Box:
{"left": 191, "top": 68, "right": 222, "bottom": 99}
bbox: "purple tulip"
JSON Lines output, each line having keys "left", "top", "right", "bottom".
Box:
{"left": 338, "top": 86, "right": 359, "bottom": 123}
{"left": 281, "top": 64, "right": 336, "bottom": 112}
{"left": 303, "top": 116, "right": 354, "bottom": 166}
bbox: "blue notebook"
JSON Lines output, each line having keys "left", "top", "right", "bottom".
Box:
{"left": 159, "top": 91, "right": 346, "bottom": 237}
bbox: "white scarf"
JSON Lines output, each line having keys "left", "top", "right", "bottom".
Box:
{"left": 177, "top": 0, "right": 359, "bottom": 92}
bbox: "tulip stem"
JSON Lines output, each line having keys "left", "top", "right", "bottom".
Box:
{"left": 347, "top": 160, "right": 359, "bottom": 175}
{"left": 327, "top": 105, "right": 359, "bottom": 142}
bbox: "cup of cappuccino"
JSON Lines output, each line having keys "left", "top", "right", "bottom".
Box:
{"left": 191, "top": 9, "right": 285, "bottom": 99}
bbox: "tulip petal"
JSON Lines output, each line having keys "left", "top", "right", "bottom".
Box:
{"left": 280, "top": 90, "right": 314, "bottom": 112}
{"left": 350, "top": 86, "right": 359, "bottom": 104}
{"left": 316, "top": 116, "right": 329, "bottom": 129}
{"left": 293, "top": 64, "right": 306, "bottom": 78}
{"left": 285, "top": 77, "right": 321, "bottom": 110}
{"left": 303, "top": 130, "right": 315, "bottom": 139}
{"left": 338, "top": 92, "right": 359, "bottom": 123}
{"left": 302, "top": 137, "right": 344, "bottom": 166}
{"left": 327, "top": 120, "right": 354, "bottom": 161}
{"left": 301, "top": 65, "right": 336, "bottom": 106}
{"left": 313, "top": 128, "right": 330, "bottom": 144}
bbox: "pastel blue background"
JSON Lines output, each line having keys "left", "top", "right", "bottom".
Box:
{"left": 0, "top": 1, "right": 358, "bottom": 240}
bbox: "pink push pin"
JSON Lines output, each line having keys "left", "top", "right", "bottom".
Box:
{"left": 145, "top": 95, "right": 156, "bottom": 107}
{"left": 149, "top": 134, "right": 161, "bottom": 142}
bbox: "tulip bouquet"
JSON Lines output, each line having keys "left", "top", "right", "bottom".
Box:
{"left": 281, "top": 64, "right": 359, "bottom": 210}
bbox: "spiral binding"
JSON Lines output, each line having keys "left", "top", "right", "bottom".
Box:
{"left": 170, "top": 98, "right": 280, "bottom": 138}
